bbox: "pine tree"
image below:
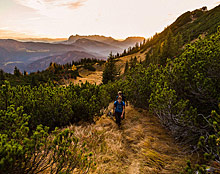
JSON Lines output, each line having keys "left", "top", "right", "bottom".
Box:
{"left": 0, "top": 69, "right": 5, "bottom": 81}
{"left": 14, "top": 66, "right": 21, "bottom": 77}
{"left": 153, "top": 42, "right": 162, "bottom": 64}
{"left": 143, "top": 53, "right": 150, "bottom": 66}
{"left": 124, "top": 61, "right": 129, "bottom": 74}
{"left": 160, "top": 29, "right": 176, "bottom": 65}
{"left": 123, "top": 49, "right": 127, "bottom": 55}
{"left": 129, "top": 56, "right": 138, "bottom": 69}
{"left": 175, "top": 33, "right": 184, "bottom": 53}
{"left": 102, "top": 54, "right": 117, "bottom": 84}
{"left": 24, "top": 71, "right": 28, "bottom": 76}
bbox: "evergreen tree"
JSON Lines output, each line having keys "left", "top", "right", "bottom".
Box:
{"left": 124, "top": 61, "right": 129, "bottom": 74}
{"left": 144, "top": 53, "right": 151, "bottom": 66}
{"left": 129, "top": 56, "right": 138, "bottom": 69}
{"left": 160, "top": 29, "right": 176, "bottom": 65}
{"left": 134, "top": 56, "right": 137, "bottom": 62}
{"left": 14, "top": 66, "right": 21, "bottom": 77}
{"left": 0, "top": 69, "right": 5, "bottom": 81}
{"left": 102, "top": 54, "right": 117, "bottom": 84}
{"left": 139, "top": 59, "right": 142, "bottom": 64}
{"left": 175, "top": 33, "right": 184, "bottom": 54}
{"left": 153, "top": 42, "right": 162, "bottom": 64}
{"left": 123, "top": 49, "right": 127, "bottom": 55}
{"left": 23, "top": 70, "right": 27, "bottom": 76}
{"left": 175, "top": 33, "right": 183, "bottom": 48}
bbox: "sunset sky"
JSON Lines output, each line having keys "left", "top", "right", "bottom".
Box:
{"left": 0, "top": 0, "right": 220, "bottom": 39}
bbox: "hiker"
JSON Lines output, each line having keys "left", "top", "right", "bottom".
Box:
{"left": 116, "top": 91, "right": 127, "bottom": 119}
{"left": 113, "top": 96, "right": 125, "bottom": 127}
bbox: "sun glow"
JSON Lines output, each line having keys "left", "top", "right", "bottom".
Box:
{"left": 0, "top": 0, "right": 219, "bottom": 39}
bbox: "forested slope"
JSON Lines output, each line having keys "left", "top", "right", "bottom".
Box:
{"left": 102, "top": 27, "right": 220, "bottom": 173}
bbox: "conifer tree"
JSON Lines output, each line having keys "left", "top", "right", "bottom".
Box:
{"left": 102, "top": 54, "right": 117, "bottom": 84}
{"left": 123, "top": 49, "right": 127, "bottom": 55}
{"left": 129, "top": 56, "right": 138, "bottom": 69}
{"left": 160, "top": 29, "right": 176, "bottom": 64}
{"left": 14, "top": 66, "right": 21, "bottom": 77}
{"left": 175, "top": 33, "right": 184, "bottom": 53}
{"left": 0, "top": 69, "right": 5, "bottom": 81}
{"left": 24, "top": 70, "right": 27, "bottom": 76}
{"left": 124, "top": 61, "right": 129, "bottom": 74}
{"left": 144, "top": 53, "right": 151, "bottom": 66}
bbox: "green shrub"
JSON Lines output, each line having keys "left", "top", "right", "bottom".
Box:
{"left": 117, "top": 28, "right": 220, "bottom": 167}
{"left": 0, "top": 81, "right": 111, "bottom": 130}
{"left": 0, "top": 105, "right": 93, "bottom": 174}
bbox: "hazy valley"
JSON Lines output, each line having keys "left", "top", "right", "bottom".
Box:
{"left": 0, "top": 35, "right": 144, "bottom": 73}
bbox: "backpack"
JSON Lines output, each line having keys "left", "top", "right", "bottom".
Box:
{"left": 114, "top": 101, "right": 124, "bottom": 112}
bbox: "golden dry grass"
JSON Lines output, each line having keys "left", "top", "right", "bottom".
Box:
{"left": 115, "top": 51, "right": 147, "bottom": 74}
{"left": 67, "top": 103, "right": 195, "bottom": 174}
{"left": 68, "top": 50, "right": 148, "bottom": 86}
{"left": 66, "top": 63, "right": 105, "bottom": 85}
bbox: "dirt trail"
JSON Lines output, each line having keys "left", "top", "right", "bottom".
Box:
{"left": 119, "top": 104, "right": 192, "bottom": 174}
{"left": 71, "top": 103, "right": 194, "bottom": 174}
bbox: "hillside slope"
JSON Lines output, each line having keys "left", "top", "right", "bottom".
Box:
{"left": 69, "top": 103, "right": 196, "bottom": 174}
{"left": 72, "top": 63, "right": 104, "bottom": 85}
{"left": 114, "top": 5, "right": 220, "bottom": 70}
{"left": 141, "top": 5, "right": 220, "bottom": 51}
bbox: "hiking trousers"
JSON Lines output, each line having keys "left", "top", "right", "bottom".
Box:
{"left": 115, "top": 112, "right": 122, "bottom": 126}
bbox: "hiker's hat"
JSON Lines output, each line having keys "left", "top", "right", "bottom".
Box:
{"left": 118, "top": 91, "right": 122, "bottom": 94}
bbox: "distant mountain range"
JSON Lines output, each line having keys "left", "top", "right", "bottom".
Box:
{"left": 27, "top": 51, "right": 97, "bottom": 72}
{"left": 0, "top": 35, "right": 144, "bottom": 73}
{"left": 66, "top": 35, "right": 145, "bottom": 48}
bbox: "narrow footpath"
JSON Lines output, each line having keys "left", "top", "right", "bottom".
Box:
{"left": 71, "top": 103, "right": 195, "bottom": 174}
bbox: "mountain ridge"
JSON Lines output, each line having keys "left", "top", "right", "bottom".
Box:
{"left": 26, "top": 51, "right": 99, "bottom": 72}
{"left": 66, "top": 34, "right": 145, "bottom": 48}
{"left": 0, "top": 35, "right": 144, "bottom": 73}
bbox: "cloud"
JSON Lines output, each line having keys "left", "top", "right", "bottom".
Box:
{"left": 14, "top": 0, "right": 88, "bottom": 18}
{"left": 15, "top": 0, "right": 87, "bottom": 11}
{"left": 0, "top": 29, "right": 37, "bottom": 39}
{"left": 65, "top": 0, "right": 87, "bottom": 9}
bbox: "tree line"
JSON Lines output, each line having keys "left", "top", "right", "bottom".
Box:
{"left": 0, "top": 58, "right": 105, "bottom": 87}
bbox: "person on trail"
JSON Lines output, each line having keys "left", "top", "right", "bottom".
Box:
{"left": 116, "top": 91, "right": 127, "bottom": 119}
{"left": 113, "top": 96, "right": 125, "bottom": 127}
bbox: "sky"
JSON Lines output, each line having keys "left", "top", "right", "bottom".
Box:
{"left": 0, "top": 0, "right": 220, "bottom": 39}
